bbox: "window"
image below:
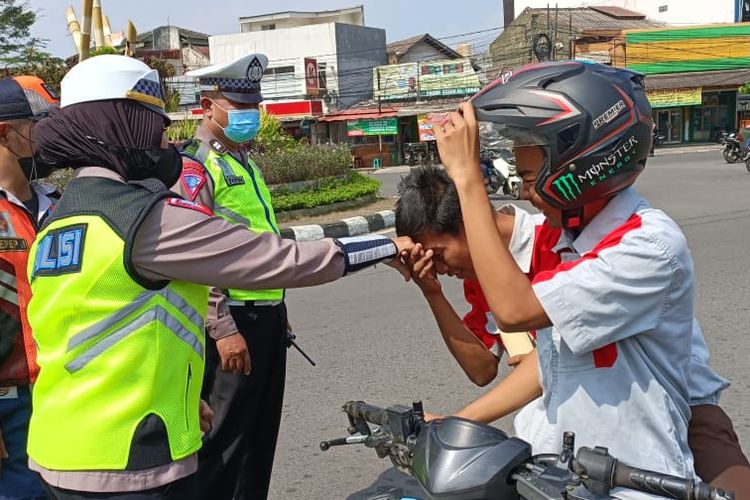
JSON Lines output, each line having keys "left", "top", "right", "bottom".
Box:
{"left": 743, "top": 0, "right": 750, "bottom": 22}
{"left": 658, "top": 5, "right": 668, "bottom": 13}
{"left": 318, "top": 62, "right": 327, "bottom": 91}
{"left": 263, "top": 66, "right": 295, "bottom": 76}
{"left": 261, "top": 24, "right": 276, "bottom": 31}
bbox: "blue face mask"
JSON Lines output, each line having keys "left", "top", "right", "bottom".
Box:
{"left": 213, "top": 104, "right": 261, "bottom": 144}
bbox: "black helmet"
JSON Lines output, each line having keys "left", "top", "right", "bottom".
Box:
{"left": 472, "top": 62, "right": 652, "bottom": 226}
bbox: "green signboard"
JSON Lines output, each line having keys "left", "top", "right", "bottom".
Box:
{"left": 346, "top": 118, "right": 398, "bottom": 137}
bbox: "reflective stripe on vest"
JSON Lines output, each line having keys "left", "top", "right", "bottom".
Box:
{"left": 189, "top": 142, "right": 283, "bottom": 302}
{"left": 27, "top": 213, "right": 208, "bottom": 471}
{"left": 65, "top": 288, "right": 205, "bottom": 373}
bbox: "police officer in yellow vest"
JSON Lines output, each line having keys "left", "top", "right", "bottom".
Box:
{"left": 174, "top": 53, "right": 298, "bottom": 500}
{"left": 26, "top": 55, "right": 412, "bottom": 500}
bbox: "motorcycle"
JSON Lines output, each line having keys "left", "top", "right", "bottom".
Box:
{"left": 652, "top": 129, "right": 666, "bottom": 149}
{"left": 481, "top": 148, "right": 522, "bottom": 199}
{"left": 404, "top": 143, "right": 423, "bottom": 167}
{"left": 720, "top": 132, "right": 747, "bottom": 164}
{"left": 321, "top": 400, "right": 735, "bottom": 500}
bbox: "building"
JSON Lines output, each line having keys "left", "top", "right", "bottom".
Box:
{"left": 239, "top": 6, "right": 365, "bottom": 32}
{"left": 568, "top": 21, "right": 750, "bottom": 143}
{"left": 508, "top": 0, "right": 748, "bottom": 25}
{"left": 208, "top": 5, "right": 386, "bottom": 133}
{"left": 386, "top": 34, "right": 464, "bottom": 64}
{"left": 318, "top": 33, "right": 483, "bottom": 167}
{"left": 490, "top": 6, "right": 664, "bottom": 71}
{"left": 624, "top": 24, "right": 750, "bottom": 143}
{"left": 136, "top": 26, "right": 210, "bottom": 74}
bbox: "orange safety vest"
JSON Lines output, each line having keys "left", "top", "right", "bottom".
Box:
{"left": 0, "top": 194, "right": 51, "bottom": 386}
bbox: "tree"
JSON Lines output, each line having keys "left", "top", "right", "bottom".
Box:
{"left": 740, "top": 81, "right": 750, "bottom": 95}
{"left": 0, "top": 0, "right": 36, "bottom": 65}
{"left": 10, "top": 54, "right": 67, "bottom": 93}
{"left": 144, "top": 56, "right": 181, "bottom": 112}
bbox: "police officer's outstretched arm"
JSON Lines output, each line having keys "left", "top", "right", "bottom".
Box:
{"left": 130, "top": 199, "right": 412, "bottom": 290}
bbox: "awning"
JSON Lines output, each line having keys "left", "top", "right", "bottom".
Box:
{"left": 317, "top": 109, "right": 398, "bottom": 122}
{"left": 645, "top": 69, "right": 750, "bottom": 91}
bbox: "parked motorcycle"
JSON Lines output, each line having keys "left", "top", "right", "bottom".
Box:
{"left": 719, "top": 131, "right": 749, "bottom": 164}
{"left": 322, "top": 400, "right": 734, "bottom": 500}
{"left": 404, "top": 142, "right": 423, "bottom": 167}
{"left": 481, "top": 147, "right": 521, "bottom": 199}
{"left": 652, "top": 129, "right": 666, "bottom": 149}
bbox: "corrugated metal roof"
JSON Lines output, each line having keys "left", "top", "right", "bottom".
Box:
{"left": 525, "top": 7, "right": 665, "bottom": 32}
{"left": 645, "top": 69, "right": 750, "bottom": 90}
{"left": 590, "top": 6, "right": 646, "bottom": 19}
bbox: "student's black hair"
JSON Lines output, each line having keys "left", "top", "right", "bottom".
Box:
{"left": 395, "top": 166, "right": 462, "bottom": 237}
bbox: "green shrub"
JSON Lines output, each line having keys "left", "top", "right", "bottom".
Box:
{"left": 255, "top": 110, "right": 297, "bottom": 152}
{"left": 255, "top": 142, "right": 351, "bottom": 185}
{"left": 272, "top": 172, "right": 380, "bottom": 212}
{"left": 166, "top": 119, "right": 199, "bottom": 142}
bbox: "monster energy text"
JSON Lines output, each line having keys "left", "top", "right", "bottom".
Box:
{"left": 577, "top": 136, "right": 638, "bottom": 187}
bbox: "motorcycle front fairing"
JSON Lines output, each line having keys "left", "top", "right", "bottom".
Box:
{"left": 411, "top": 417, "right": 532, "bottom": 500}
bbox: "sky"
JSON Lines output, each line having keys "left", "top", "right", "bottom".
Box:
{"left": 28, "top": 0, "right": 503, "bottom": 58}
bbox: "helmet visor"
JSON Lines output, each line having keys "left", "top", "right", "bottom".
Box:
{"left": 478, "top": 121, "right": 549, "bottom": 151}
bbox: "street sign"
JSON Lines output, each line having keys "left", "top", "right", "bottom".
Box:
{"left": 346, "top": 118, "right": 398, "bottom": 137}
{"left": 305, "top": 58, "right": 319, "bottom": 96}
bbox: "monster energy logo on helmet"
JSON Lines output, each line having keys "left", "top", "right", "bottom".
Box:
{"left": 552, "top": 173, "right": 582, "bottom": 202}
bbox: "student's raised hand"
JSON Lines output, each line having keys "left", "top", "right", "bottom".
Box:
{"left": 407, "top": 243, "right": 441, "bottom": 296}
{"left": 434, "top": 102, "right": 483, "bottom": 189}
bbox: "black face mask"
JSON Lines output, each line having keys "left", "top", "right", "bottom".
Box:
{"left": 107, "top": 143, "right": 183, "bottom": 188}
{"left": 18, "top": 153, "right": 56, "bottom": 181}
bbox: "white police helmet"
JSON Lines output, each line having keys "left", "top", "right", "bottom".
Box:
{"left": 60, "top": 55, "right": 168, "bottom": 120}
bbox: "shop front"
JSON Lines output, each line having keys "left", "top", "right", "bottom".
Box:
{"left": 646, "top": 86, "right": 738, "bottom": 144}
{"left": 345, "top": 117, "right": 399, "bottom": 167}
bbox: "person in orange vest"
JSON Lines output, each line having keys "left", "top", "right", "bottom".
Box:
{"left": 0, "top": 76, "right": 58, "bottom": 499}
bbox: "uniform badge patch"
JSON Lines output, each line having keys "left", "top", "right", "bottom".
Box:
{"left": 32, "top": 224, "right": 87, "bottom": 278}
{"left": 167, "top": 197, "right": 213, "bottom": 216}
{"left": 180, "top": 158, "right": 207, "bottom": 201}
{"left": 0, "top": 238, "right": 28, "bottom": 252}
{"left": 214, "top": 158, "right": 245, "bottom": 186}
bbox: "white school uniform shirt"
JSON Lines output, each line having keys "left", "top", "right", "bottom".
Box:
{"left": 500, "top": 188, "right": 727, "bottom": 498}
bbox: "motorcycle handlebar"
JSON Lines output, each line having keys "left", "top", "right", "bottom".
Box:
{"left": 613, "top": 463, "right": 734, "bottom": 500}
{"left": 575, "top": 447, "right": 734, "bottom": 500}
{"left": 342, "top": 401, "right": 388, "bottom": 427}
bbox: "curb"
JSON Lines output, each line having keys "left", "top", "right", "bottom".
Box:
{"left": 280, "top": 210, "right": 395, "bottom": 241}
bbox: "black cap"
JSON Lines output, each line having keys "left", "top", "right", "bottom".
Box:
{"left": 0, "top": 78, "right": 37, "bottom": 121}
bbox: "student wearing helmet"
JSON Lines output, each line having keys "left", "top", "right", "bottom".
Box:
{"left": 428, "top": 62, "right": 712, "bottom": 493}
{"left": 0, "top": 75, "right": 58, "bottom": 500}
{"left": 25, "top": 55, "right": 412, "bottom": 499}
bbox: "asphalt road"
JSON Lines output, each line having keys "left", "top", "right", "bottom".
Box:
{"left": 270, "top": 149, "right": 750, "bottom": 499}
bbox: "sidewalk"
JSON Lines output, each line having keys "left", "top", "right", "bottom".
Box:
{"left": 654, "top": 142, "right": 723, "bottom": 155}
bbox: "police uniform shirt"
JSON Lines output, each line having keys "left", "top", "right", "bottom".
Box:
{"left": 29, "top": 166, "right": 347, "bottom": 491}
